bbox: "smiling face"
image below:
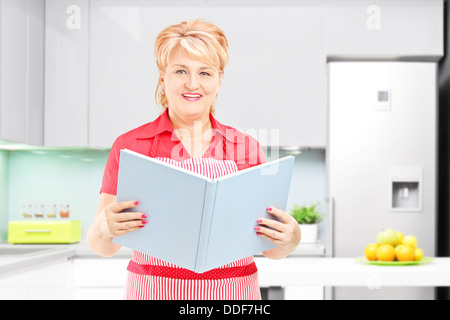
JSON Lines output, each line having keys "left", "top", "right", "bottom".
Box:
{"left": 160, "top": 46, "right": 222, "bottom": 123}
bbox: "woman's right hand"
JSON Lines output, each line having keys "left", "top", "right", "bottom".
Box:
{"left": 88, "top": 194, "right": 147, "bottom": 257}
{"left": 100, "top": 200, "right": 148, "bottom": 238}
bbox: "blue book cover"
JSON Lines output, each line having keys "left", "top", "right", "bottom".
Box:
{"left": 113, "top": 149, "right": 294, "bottom": 273}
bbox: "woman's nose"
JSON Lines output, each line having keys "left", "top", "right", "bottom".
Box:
{"left": 185, "top": 74, "right": 199, "bottom": 90}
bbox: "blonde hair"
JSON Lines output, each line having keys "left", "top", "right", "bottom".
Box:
{"left": 154, "top": 20, "right": 229, "bottom": 114}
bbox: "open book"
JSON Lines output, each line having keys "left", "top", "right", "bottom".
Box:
{"left": 113, "top": 149, "right": 294, "bottom": 273}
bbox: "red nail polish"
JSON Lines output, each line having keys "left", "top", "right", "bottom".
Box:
{"left": 266, "top": 206, "right": 272, "bottom": 211}
{"left": 141, "top": 214, "right": 147, "bottom": 219}
{"left": 254, "top": 227, "right": 260, "bottom": 231}
{"left": 142, "top": 220, "right": 148, "bottom": 225}
{"left": 256, "top": 219, "right": 263, "bottom": 223}
{"left": 256, "top": 232, "right": 262, "bottom": 236}
{"left": 134, "top": 201, "right": 139, "bottom": 205}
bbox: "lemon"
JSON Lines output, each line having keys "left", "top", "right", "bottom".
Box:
{"left": 395, "top": 244, "right": 404, "bottom": 255}
{"left": 377, "top": 244, "right": 396, "bottom": 262}
{"left": 403, "top": 235, "right": 418, "bottom": 248}
{"left": 364, "top": 243, "right": 379, "bottom": 261}
{"left": 415, "top": 248, "right": 424, "bottom": 261}
{"left": 396, "top": 245, "right": 416, "bottom": 262}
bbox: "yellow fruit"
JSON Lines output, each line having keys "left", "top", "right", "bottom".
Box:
{"left": 377, "top": 244, "right": 396, "bottom": 262}
{"left": 396, "top": 245, "right": 416, "bottom": 262}
{"left": 364, "top": 243, "right": 379, "bottom": 261}
{"left": 415, "top": 248, "right": 424, "bottom": 261}
{"left": 376, "top": 229, "right": 399, "bottom": 245}
{"left": 403, "top": 235, "right": 418, "bottom": 248}
{"left": 396, "top": 231, "right": 404, "bottom": 245}
{"left": 395, "top": 244, "right": 404, "bottom": 255}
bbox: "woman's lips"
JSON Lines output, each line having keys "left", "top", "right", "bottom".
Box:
{"left": 182, "top": 93, "right": 202, "bottom": 102}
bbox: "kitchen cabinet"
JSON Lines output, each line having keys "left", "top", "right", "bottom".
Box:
{"left": 2, "top": 0, "right": 443, "bottom": 148}
{"left": 326, "top": 0, "right": 443, "bottom": 60}
{"left": 0, "top": 0, "right": 44, "bottom": 145}
{"left": 44, "top": 0, "right": 89, "bottom": 147}
{"left": 75, "top": 0, "right": 445, "bottom": 149}
{"left": 72, "top": 258, "right": 129, "bottom": 300}
{"left": 0, "top": 258, "right": 73, "bottom": 300}
{"left": 207, "top": 1, "right": 327, "bottom": 148}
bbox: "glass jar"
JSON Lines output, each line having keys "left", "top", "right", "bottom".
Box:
{"left": 22, "top": 204, "right": 32, "bottom": 218}
{"left": 59, "top": 204, "right": 70, "bottom": 218}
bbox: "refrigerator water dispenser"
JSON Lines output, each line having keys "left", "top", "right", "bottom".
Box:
{"left": 389, "top": 167, "right": 423, "bottom": 212}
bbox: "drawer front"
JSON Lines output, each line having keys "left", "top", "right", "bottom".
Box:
{"left": 8, "top": 221, "right": 81, "bottom": 243}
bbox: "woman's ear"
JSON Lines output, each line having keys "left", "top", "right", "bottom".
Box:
{"left": 159, "top": 71, "right": 165, "bottom": 92}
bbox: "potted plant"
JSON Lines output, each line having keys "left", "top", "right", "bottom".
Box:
{"left": 290, "top": 202, "right": 324, "bottom": 243}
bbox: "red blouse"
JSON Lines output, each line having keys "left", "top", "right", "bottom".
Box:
{"left": 100, "top": 109, "right": 266, "bottom": 195}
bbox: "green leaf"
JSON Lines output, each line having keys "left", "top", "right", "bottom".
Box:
{"left": 289, "top": 201, "right": 323, "bottom": 224}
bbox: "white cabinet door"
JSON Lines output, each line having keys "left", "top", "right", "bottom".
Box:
{"left": 0, "top": 259, "right": 73, "bottom": 300}
{"left": 326, "top": 0, "right": 443, "bottom": 60}
{"left": 44, "top": 0, "right": 89, "bottom": 147}
{"left": 207, "top": 1, "right": 327, "bottom": 147}
{"left": 0, "top": 271, "right": 28, "bottom": 300}
{"left": 0, "top": 0, "right": 44, "bottom": 145}
{"left": 72, "top": 258, "right": 129, "bottom": 300}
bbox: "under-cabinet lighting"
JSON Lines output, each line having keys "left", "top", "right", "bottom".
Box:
{"left": 280, "top": 146, "right": 303, "bottom": 155}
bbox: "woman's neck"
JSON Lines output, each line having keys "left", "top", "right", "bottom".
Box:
{"left": 167, "top": 108, "right": 214, "bottom": 157}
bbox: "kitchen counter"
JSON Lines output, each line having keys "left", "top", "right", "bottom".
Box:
{"left": 254, "top": 256, "right": 450, "bottom": 287}
{"left": 0, "top": 241, "right": 132, "bottom": 278}
{"left": 0, "top": 240, "right": 324, "bottom": 278}
{"left": 1, "top": 241, "right": 449, "bottom": 288}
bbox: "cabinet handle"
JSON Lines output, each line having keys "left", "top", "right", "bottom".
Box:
{"left": 25, "top": 230, "right": 51, "bottom": 233}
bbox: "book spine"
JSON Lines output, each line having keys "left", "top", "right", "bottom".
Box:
{"left": 195, "top": 180, "right": 218, "bottom": 273}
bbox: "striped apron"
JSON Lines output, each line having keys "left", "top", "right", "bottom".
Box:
{"left": 124, "top": 157, "right": 261, "bottom": 300}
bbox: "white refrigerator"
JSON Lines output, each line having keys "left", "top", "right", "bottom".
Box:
{"left": 328, "top": 62, "right": 437, "bottom": 299}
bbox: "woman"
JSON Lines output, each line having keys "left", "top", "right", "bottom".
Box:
{"left": 87, "top": 19, "right": 300, "bottom": 300}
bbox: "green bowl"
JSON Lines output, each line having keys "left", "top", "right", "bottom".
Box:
{"left": 354, "top": 256, "right": 434, "bottom": 266}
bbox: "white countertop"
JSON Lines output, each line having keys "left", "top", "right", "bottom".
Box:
{"left": 1, "top": 241, "right": 449, "bottom": 288}
{"left": 254, "top": 256, "right": 450, "bottom": 287}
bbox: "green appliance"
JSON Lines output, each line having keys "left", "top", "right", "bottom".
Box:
{"left": 8, "top": 220, "right": 81, "bottom": 244}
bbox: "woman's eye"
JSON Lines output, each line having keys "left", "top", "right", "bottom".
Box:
{"left": 176, "top": 70, "right": 187, "bottom": 75}
{"left": 200, "top": 71, "right": 211, "bottom": 77}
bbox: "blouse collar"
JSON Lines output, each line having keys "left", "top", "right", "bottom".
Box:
{"left": 136, "top": 108, "right": 244, "bottom": 144}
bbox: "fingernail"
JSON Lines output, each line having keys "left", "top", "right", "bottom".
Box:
{"left": 256, "top": 232, "right": 262, "bottom": 236}
{"left": 141, "top": 214, "right": 147, "bottom": 219}
{"left": 134, "top": 201, "right": 139, "bottom": 205}
{"left": 142, "top": 220, "right": 148, "bottom": 225}
{"left": 256, "top": 219, "right": 263, "bottom": 223}
{"left": 266, "top": 206, "right": 272, "bottom": 211}
{"left": 254, "top": 227, "right": 260, "bottom": 231}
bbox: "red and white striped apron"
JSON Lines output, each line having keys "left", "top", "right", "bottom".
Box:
{"left": 124, "top": 157, "right": 261, "bottom": 300}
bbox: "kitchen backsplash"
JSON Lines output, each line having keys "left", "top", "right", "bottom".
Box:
{"left": 0, "top": 148, "right": 326, "bottom": 241}
{"left": 0, "top": 151, "right": 8, "bottom": 241}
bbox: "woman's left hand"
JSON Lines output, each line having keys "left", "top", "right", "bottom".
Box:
{"left": 255, "top": 206, "right": 301, "bottom": 260}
